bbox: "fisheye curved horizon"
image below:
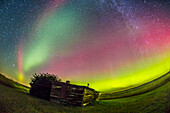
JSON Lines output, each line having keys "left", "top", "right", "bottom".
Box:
{"left": 0, "top": 0, "right": 170, "bottom": 92}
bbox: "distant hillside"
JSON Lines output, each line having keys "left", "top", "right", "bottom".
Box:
{"left": 1, "top": 71, "right": 170, "bottom": 99}
{"left": 100, "top": 71, "right": 170, "bottom": 100}
{"left": 0, "top": 73, "right": 30, "bottom": 92}
{"left": 0, "top": 75, "right": 169, "bottom": 112}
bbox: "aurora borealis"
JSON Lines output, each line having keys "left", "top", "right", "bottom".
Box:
{"left": 0, "top": 0, "right": 170, "bottom": 92}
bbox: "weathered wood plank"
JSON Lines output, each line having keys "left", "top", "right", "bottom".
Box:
{"left": 50, "top": 81, "right": 99, "bottom": 106}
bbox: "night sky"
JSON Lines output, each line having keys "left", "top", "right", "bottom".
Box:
{"left": 0, "top": 0, "right": 170, "bottom": 92}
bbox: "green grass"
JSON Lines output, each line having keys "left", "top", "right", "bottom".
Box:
{"left": 100, "top": 71, "right": 170, "bottom": 100}
{"left": 0, "top": 73, "right": 30, "bottom": 92}
{"left": 0, "top": 73, "right": 169, "bottom": 113}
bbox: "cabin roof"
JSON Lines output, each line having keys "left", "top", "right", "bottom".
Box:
{"left": 52, "top": 81, "right": 98, "bottom": 92}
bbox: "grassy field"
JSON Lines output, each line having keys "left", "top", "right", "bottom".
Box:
{"left": 0, "top": 73, "right": 170, "bottom": 113}
{"left": 0, "top": 73, "right": 30, "bottom": 92}
{"left": 100, "top": 71, "right": 170, "bottom": 100}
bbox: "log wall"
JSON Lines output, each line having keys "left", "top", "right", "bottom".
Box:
{"left": 50, "top": 82, "right": 99, "bottom": 106}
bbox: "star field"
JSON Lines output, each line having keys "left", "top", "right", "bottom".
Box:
{"left": 0, "top": 0, "right": 170, "bottom": 92}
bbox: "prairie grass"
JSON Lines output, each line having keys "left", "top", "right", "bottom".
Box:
{"left": 0, "top": 73, "right": 169, "bottom": 113}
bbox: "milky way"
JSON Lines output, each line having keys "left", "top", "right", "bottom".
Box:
{"left": 0, "top": 0, "right": 170, "bottom": 92}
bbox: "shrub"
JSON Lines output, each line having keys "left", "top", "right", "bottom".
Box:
{"left": 29, "top": 73, "right": 61, "bottom": 100}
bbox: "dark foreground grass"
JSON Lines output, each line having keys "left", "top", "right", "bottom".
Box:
{"left": 0, "top": 79, "right": 169, "bottom": 113}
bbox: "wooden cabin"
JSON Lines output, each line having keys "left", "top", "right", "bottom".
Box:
{"left": 50, "top": 81, "right": 99, "bottom": 106}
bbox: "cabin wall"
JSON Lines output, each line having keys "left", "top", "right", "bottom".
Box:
{"left": 83, "top": 88, "right": 99, "bottom": 106}
{"left": 50, "top": 83, "right": 62, "bottom": 99}
{"left": 66, "top": 85, "right": 84, "bottom": 106}
{"left": 50, "top": 82, "right": 99, "bottom": 106}
{"left": 50, "top": 83, "right": 85, "bottom": 106}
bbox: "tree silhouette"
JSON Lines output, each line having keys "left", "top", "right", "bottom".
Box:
{"left": 29, "top": 73, "right": 61, "bottom": 100}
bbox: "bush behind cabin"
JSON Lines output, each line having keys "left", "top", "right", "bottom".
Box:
{"left": 29, "top": 73, "right": 61, "bottom": 100}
